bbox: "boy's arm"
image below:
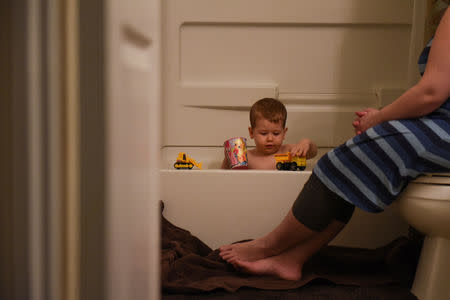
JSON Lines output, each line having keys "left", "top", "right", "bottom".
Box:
{"left": 305, "top": 140, "right": 318, "bottom": 159}
{"left": 289, "top": 138, "right": 318, "bottom": 159}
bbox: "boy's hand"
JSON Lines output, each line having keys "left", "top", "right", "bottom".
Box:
{"left": 290, "top": 139, "right": 315, "bottom": 158}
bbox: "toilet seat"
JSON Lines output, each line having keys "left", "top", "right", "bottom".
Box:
{"left": 396, "top": 173, "right": 450, "bottom": 300}
{"left": 412, "top": 173, "right": 450, "bottom": 185}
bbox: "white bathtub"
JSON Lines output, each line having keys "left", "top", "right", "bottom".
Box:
{"left": 160, "top": 167, "right": 409, "bottom": 250}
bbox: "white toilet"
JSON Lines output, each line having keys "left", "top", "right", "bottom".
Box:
{"left": 394, "top": 173, "right": 450, "bottom": 300}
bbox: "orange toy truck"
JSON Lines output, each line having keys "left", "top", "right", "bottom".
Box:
{"left": 274, "top": 152, "right": 306, "bottom": 171}
{"left": 174, "top": 152, "right": 202, "bottom": 170}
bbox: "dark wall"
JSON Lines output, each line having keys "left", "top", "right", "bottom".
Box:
{"left": 79, "top": 0, "right": 106, "bottom": 299}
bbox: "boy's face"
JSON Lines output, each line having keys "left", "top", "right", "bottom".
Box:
{"left": 249, "top": 118, "right": 287, "bottom": 155}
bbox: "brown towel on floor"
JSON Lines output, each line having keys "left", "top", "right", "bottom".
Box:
{"left": 161, "top": 201, "right": 421, "bottom": 293}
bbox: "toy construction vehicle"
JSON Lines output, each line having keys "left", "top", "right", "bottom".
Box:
{"left": 274, "top": 152, "right": 306, "bottom": 171}
{"left": 174, "top": 152, "right": 202, "bottom": 170}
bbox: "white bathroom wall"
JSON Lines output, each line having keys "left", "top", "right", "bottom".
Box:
{"left": 104, "top": 0, "right": 161, "bottom": 299}
{"left": 159, "top": 0, "right": 427, "bottom": 251}
{"left": 162, "top": 0, "right": 423, "bottom": 151}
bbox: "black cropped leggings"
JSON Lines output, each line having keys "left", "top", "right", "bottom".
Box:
{"left": 292, "top": 172, "right": 355, "bottom": 232}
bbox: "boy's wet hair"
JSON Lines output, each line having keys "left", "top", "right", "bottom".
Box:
{"left": 250, "top": 98, "right": 287, "bottom": 128}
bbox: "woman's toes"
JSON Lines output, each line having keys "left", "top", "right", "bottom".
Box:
{"left": 219, "top": 245, "right": 232, "bottom": 251}
{"left": 221, "top": 253, "right": 235, "bottom": 261}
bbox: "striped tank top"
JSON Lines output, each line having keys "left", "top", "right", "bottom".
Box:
{"left": 314, "top": 39, "right": 450, "bottom": 212}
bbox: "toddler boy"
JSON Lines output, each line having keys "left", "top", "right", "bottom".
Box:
{"left": 222, "top": 98, "right": 317, "bottom": 169}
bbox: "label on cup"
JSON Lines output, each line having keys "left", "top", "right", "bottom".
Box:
{"left": 224, "top": 137, "right": 248, "bottom": 169}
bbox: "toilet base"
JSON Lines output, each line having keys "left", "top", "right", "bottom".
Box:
{"left": 411, "top": 236, "right": 450, "bottom": 300}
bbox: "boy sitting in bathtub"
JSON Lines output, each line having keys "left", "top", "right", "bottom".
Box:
{"left": 221, "top": 98, "right": 318, "bottom": 170}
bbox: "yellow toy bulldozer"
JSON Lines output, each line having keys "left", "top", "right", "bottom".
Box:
{"left": 174, "top": 152, "right": 202, "bottom": 170}
{"left": 274, "top": 152, "right": 306, "bottom": 171}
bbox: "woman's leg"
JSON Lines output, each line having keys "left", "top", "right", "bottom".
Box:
{"left": 220, "top": 173, "right": 355, "bottom": 263}
{"left": 220, "top": 209, "right": 316, "bottom": 262}
{"left": 228, "top": 219, "right": 346, "bottom": 281}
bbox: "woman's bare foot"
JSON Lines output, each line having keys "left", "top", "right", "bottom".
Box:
{"left": 225, "top": 220, "right": 347, "bottom": 281}
{"left": 219, "top": 239, "right": 276, "bottom": 262}
{"left": 220, "top": 210, "right": 319, "bottom": 262}
{"left": 232, "top": 254, "right": 303, "bottom": 281}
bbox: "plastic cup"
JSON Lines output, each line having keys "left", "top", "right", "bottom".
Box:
{"left": 224, "top": 137, "right": 249, "bottom": 169}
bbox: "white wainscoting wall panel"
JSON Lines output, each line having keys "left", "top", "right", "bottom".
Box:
{"left": 163, "top": 0, "right": 424, "bottom": 147}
